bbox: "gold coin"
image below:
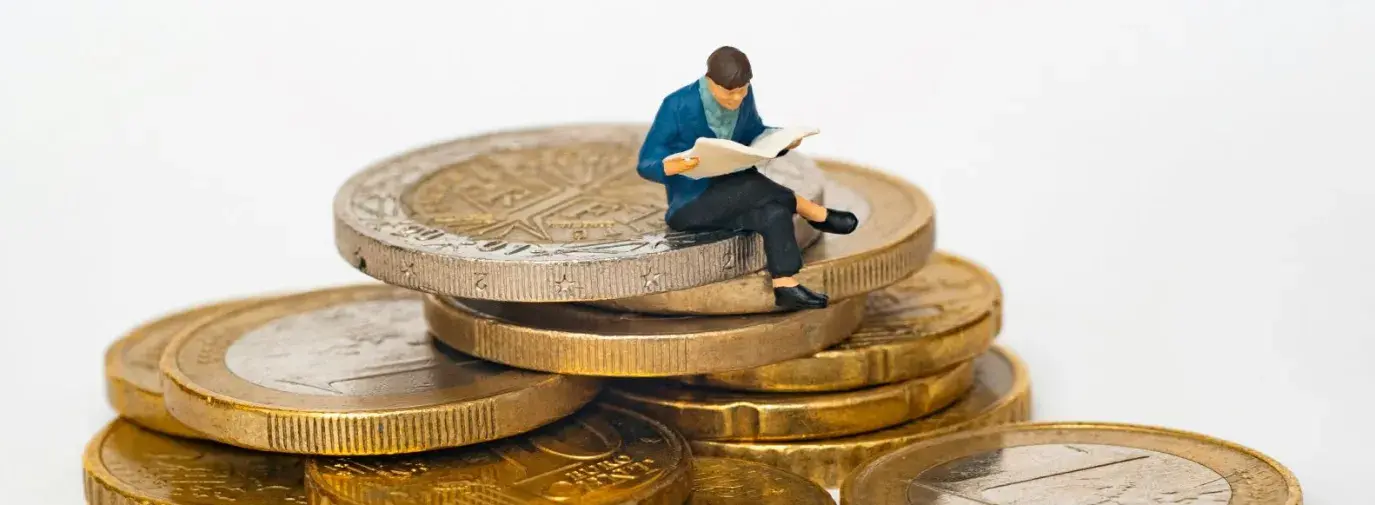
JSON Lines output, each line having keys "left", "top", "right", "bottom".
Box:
{"left": 83, "top": 419, "right": 307, "bottom": 504}
{"left": 104, "top": 297, "right": 259, "bottom": 438}
{"left": 591, "top": 158, "right": 936, "bottom": 315}
{"left": 333, "top": 123, "right": 826, "bottom": 303}
{"left": 683, "top": 251, "right": 1001, "bottom": 392}
{"left": 690, "top": 345, "right": 1031, "bottom": 488}
{"left": 688, "top": 457, "right": 832, "bottom": 504}
{"left": 841, "top": 422, "right": 1303, "bottom": 505}
{"left": 160, "top": 284, "right": 601, "bottom": 455}
{"left": 604, "top": 360, "right": 974, "bottom": 442}
{"left": 304, "top": 403, "right": 692, "bottom": 505}
{"left": 425, "top": 294, "right": 866, "bottom": 377}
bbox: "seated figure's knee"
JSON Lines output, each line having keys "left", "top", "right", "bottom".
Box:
{"left": 757, "top": 202, "right": 794, "bottom": 225}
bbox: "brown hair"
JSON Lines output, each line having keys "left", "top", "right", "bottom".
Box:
{"left": 706, "top": 46, "right": 752, "bottom": 89}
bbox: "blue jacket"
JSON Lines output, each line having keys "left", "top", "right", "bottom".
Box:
{"left": 636, "top": 79, "right": 773, "bottom": 219}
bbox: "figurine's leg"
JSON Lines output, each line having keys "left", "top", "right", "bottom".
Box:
{"left": 728, "top": 202, "right": 829, "bottom": 310}
{"left": 795, "top": 195, "right": 828, "bottom": 222}
{"left": 796, "top": 195, "right": 859, "bottom": 235}
{"left": 667, "top": 170, "right": 829, "bottom": 310}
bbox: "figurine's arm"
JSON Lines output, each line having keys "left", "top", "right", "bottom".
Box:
{"left": 637, "top": 99, "right": 682, "bottom": 184}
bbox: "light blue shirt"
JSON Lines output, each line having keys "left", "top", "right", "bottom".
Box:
{"left": 698, "top": 76, "right": 739, "bottom": 140}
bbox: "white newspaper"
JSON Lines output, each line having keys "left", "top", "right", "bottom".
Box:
{"left": 667, "top": 127, "right": 819, "bottom": 179}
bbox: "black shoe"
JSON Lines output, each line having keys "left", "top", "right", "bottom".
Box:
{"left": 808, "top": 209, "right": 859, "bottom": 235}
{"left": 773, "top": 284, "right": 829, "bottom": 310}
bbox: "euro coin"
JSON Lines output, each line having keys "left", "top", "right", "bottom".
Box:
{"left": 104, "top": 297, "right": 258, "bottom": 438}
{"left": 304, "top": 403, "right": 691, "bottom": 505}
{"left": 425, "top": 294, "right": 865, "bottom": 377}
{"left": 688, "top": 457, "right": 832, "bottom": 504}
{"left": 683, "top": 251, "right": 1000, "bottom": 392}
{"left": 160, "top": 284, "right": 600, "bottom": 455}
{"left": 333, "top": 124, "right": 825, "bottom": 302}
{"left": 83, "top": 419, "right": 306, "bottom": 504}
{"left": 592, "top": 158, "right": 936, "bottom": 314}
{"left": 690, "top": 345, "right": 1031, "bottom": 488}
{"left": 604, "top": 360, "right": 974, "bottom": 442}
{"left": 841, "top": 422, "right": 1302, "bottom": 505}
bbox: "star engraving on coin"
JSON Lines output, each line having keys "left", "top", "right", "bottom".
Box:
{"left": 554, "top": 275, "right": 580, "bottom": 295}
{"left": 642, "top": 269, "right": 664, "bottom": 290}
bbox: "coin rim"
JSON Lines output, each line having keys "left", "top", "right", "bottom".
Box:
{"left": 301, "top": 403, "right": 696, "bottom": 505}
{"left": 604, "top": 360, "right": 975, "bottom": 442}
{"left": 590, "top": 158, "right": 938, "bottom": 315}
{"left": 426, "top": 294, "right": 867, "bottom": 377}
{"left": 688, "top": 345, "right": 1032, "bottom": 488}
{"left": 104, "top": 297, "right": 268, "bottom": 439}
{"left": 840, "top": 420, "right": 1304, "bottom": 505}
{"left": 158, "top": 284, "right": 603, "bottom": 455}
{"left": 682, "top": 251, "right": 1002, "bottom": 391}
{"left": 332, "top": 123, "right": 826, "bottom": 303}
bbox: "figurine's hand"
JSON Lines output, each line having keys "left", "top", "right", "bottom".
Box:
{"left": 664, "top": 156, "right": 699, "bottom": 176}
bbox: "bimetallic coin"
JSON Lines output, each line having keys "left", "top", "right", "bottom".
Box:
{"left": 160, "top": 284, "right": 601, "bottom": 455}
{"left": 688, "top": 457, "right": 832, "bottom": 504}
{"left": 690, "top": 345, "right": 1031, "bottom": 488}
{"left": 683, "top": 251, "right": 1001, "bottom": 392}
{"left": 83, "top": 419, "right": 307, "bottom": 505}
{"left": 425, "top": 294, "right": 866, "bottom": 377}
{"left": 605, "top": 360, "right": 974, "bottom": 442}
{"left": 841, "top": 422, "right": 1302, "bottom": 505}
{"left": 304, "top": 404, "right": 691, "bottom": 505}
{"left": 333, "top": 124, "right": 825, "bottom": 302}
{"left": 593, "top": 159, "right": 937, "bottom": 314}
{"left": 104, "top": 297, "right": 260, "bottom": 438}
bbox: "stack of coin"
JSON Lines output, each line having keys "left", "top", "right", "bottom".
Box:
{"left": 82, "top": 123, "right": 1302, "bottom": 503}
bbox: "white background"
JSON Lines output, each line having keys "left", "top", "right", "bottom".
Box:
{"left": 2, "top": 1, "right": 1371, "bottom": 503}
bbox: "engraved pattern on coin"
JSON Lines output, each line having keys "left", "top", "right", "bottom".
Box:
{"left": 224, "top": 299, "right": 507, "bottom": 396}
{"left": 907, "top": 444, "right": 1230, "bottom": 505}
{"left": 95, "top": 421, "right": 307, "bottom": 504}
{"left": 688, "top": 457, "right": 832, "bottom": 504}
{"left": 840, "top": 255, "right": 996, "bottom": 349}
{"left": 307, "top": 405, "right": 689, "bottom": 504}
{"left": 404, "top": 143, "right": 658, "bottom": 243}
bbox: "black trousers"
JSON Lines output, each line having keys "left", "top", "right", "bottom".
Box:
{"left": 667, "top": 168, "right": 802, "bottom": 277}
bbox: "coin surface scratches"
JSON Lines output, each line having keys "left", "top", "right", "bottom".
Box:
{"left": 160, "top": 284, "right": 601, "bottom": 455}
{"left": 841, "top": 422, "right": 1302, "bottom": 505}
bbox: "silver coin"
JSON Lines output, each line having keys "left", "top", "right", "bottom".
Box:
{"left": 334, "top": 124, "right": 826, "bottom": 302}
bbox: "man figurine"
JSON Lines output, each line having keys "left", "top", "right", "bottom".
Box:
{"left": 636, "top": 46, "right": 859, "bottom": 310}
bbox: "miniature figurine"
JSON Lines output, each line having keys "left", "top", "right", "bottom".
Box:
{"left": 637, "top": 46, "right": 859, "bottom": 310}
